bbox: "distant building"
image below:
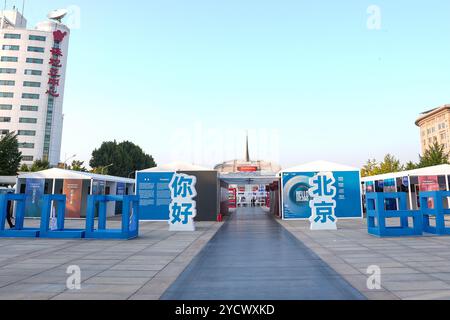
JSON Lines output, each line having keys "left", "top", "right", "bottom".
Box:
{"left": 416, "top": 104, "right": 450, "bottom": 156}
{"left": 214, "top": 134, "right": 282, "bottom": 174}
{"left": 214, "top": 133, "right": 281, "bottom": 207}
{"left": 0, "top": 8, "right": 70, "bottom": 166}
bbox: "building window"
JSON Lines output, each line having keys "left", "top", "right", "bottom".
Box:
{"left": 19, "top": 118, "right": 37, "bottom": 124}
{"left": 22, "top": 93, "right": 39, "bottom": 99}
{"left": 27, "top": 46, "right": 45, "bottom": 53}
{"left": 1, "top": 56, "right": 18, "bottom": 62}
{"left": 26, "top": 58, "right": 44, "bottom": 64}
{"left": 29, "top": 35, "right": 46, "bottom": 41}
{"left": 23, "top": 81, "right": 41, "bottom": 88}
{"left": 0, "top": 68, "right": 16, "bottom": 74}
{"left": 24, "top": 69, "right": 42, "bottom": 76}
{"left": 4, "top": 33, "right": 21, "bottom": 39}
{"left": 441, "top": 133, "right": 447, "bottom": 140}
{"left": 2, "top": 45, "right": 20, "bottom": 51}
{"left": 22, "top": 156, "right": 34, "bottom": 162}
{"left": 0, "top": 80, "right": 15, "bottom": 86}
{"left": 18, "top": 143, "right": 35, "bottom": 149}
{"left": 0, "top": 117, "right": 11, "bottom": 122}
{"left": 433, "top": 136, "right": 438, "bottom": 142}
{"left": 0, "top": 104, "right": 12, "bottom": 110}
{"left": 0, "top": 129, "right": 9, "bottom": 135}
{"left": 18, "top": 130, "right": 36, "bottom": 136}
{"left": 20, "top": 105, "right": 38, "bottom": 111}
{"left": 0, "top": 92, "right": 13, "bottom": 98}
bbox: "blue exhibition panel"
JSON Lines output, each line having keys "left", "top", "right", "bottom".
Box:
{"left": 420, "top": 191, "right": 450, "bottom": 236}
{"left": 0, "top": 194, "right": 40, "bottom": 238}
{"left": 282, "top": 171, "right": 363, "bottom": 220}
{"left": 39, "top": 195, "right": 85, "bottom": 239}
{"left": 366, "top": 192, "right": 423, "bottom": 237}
{"left": 85, "top": 195, "right": 140, "bottom": 240}
{"left": 136, "top": 172, "right": 174, "bottom": 220}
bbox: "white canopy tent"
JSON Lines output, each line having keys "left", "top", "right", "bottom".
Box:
{"left": 18, "top": 168, "right": 135, "bottom": 184}
{"left": 138, "top": 161, "right": 212, "bottom": 173}
{"left": 361, "top": 164, "right": 450, "bottom": 210}
{"left": 280, "top": 160, "right": 360, "bottom": 174}
{"left": 361, "top": 164, "right": 450, "bottom": 182}
{"left": 17, "top": 168, "right": 135, "bottom": 218}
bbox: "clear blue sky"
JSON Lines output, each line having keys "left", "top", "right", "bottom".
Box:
{"left": 15, "top": 0, "right": 450, "bottom": 168}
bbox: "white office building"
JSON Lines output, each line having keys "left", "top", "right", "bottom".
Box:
{"left": 0, "top": 8, "right": 70, "bottom": 167}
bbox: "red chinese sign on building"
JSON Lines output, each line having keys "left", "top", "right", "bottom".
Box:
{"left": 46, "top": 30, "right": 67, "bottom": 98}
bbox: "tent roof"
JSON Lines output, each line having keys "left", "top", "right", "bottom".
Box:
{"left": 361, "top": 164, "right": 450, "bottom": 182}
{"left": 17, "top": 168, "right": 135, "bottom": 184}
{"left": 280, "top": 160, "right": 360, "bottom": 174}
{"left": 139, "top": 161, "right": 214, "bottom": 173}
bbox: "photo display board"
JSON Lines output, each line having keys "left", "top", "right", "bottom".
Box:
{"left": 282, "top": 171, "right": 362, "bottom": 220}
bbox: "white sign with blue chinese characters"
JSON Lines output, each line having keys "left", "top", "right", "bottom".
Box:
{"left": 168, "top": 173, "right": 197, "bottom": 232}
{"left": 308, "top": 172, "right": 338, "bottom": 231}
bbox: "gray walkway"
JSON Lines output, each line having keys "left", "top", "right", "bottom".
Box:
{"left": 161, "top": 207, "right": 366, "bottom": 300}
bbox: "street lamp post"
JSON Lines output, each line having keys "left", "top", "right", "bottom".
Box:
{"left": 64, "top": 154, "right": 77, "bottom": 170}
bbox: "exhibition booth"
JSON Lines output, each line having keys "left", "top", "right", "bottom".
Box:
{"left": 16, "top": 169, "right": 135, "bottom": 218}
{"left": 361, "top": 164, "right": 450, "bottom": 210}
{"left": 279, "top": 161, "right": 363, "bottom": 220}
{"left": 136, "top": 162, "right": 220, "bottom": 222}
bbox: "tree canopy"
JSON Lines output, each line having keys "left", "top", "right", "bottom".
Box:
{"left": 362, "top": 142, "right": 450, "bottom": 177}
{"left": 418, "top": 141, "right": 449, "bottom": 168}
{"left": 0, "top": 132, "right": 22, "bottom": 176}
{"left": 361, "top": 154, "right": 404, "bottom": 177}
{"left": 90, "top": 140, "right": 156, "bottom": 178}
{"left": 69, "top": 160, "right": 88, "bottom": 172}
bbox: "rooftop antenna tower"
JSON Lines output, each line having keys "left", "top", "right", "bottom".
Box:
{"left": 47, "top": 8, "right": 68, "bottom": 23}
{"left": 20, "top": 0, "right": 24, "bottom": 25}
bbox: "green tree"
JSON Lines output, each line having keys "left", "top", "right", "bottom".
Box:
{"left": 404, "top": 161, "right": 418, "bottom": 171}
{"left": 361, "top": 159, "right": 379, "bottom": 177}
{"left": 418, "top": 141, "right": 450, "bottom": 168}
{"left": 378, "top": 154, "right": 403, "bottom": 174}
{"left": 30, "top": 159, "right": 50, "bottom": 172}
{"left": 19, "top": 164, "right": 30, "bottom": 172}
{"left": 0, "top": 132, "right": 22, "bottom": 175}
{"left": 90, "top": 140, "right": 156, "bottom": 178}
{"left": 69, "top": 160, "right": 87, "bottom": 172}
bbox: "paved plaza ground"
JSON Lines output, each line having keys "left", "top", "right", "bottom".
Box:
{"left": 0, "top": 219, "right": 221, "bottom": 300}
{"left": 280, "top": 218, "right": 450, "bottom": 300}
{"left": 1, "top": 210, "right": 450, "bottom": 300}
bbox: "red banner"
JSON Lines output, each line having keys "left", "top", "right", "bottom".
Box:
{"left": 63, "top": 179, "right": 83, "bottom": 218}
{"left": 418, "top": 176, "right": 439, "bottom": 192}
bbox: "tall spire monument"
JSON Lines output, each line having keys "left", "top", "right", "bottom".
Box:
{"left": 245, "top": 131, "right": 250, "bottom": 162}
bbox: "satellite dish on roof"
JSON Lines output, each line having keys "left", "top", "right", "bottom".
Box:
{"left": 47, "top": 9, "right": 68, "bottom": 23}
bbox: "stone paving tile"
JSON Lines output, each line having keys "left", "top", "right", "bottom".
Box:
{"left": 362, "top": 291, "right": 400, "bottom": 300}
{"left": 392, "top": 290, "right": 450, "bottom": 300}
{"left": 278, "top": 218, "right": 450, "bottom": 300}
{"left": 83, "top": 277, "right": 151, "bottom": 285}
{"left": 52, "top": 292, "right": 133, "bottom": 300}
{"left": 0, "top": 219, "right": 223, "bottom": 300}
{"left": 128, "top": 294, "right": 161, "bottom": 300}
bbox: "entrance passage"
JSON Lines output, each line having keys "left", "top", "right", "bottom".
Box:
{"left": 161, "top": 207, "right": 365, "bottom": 300}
